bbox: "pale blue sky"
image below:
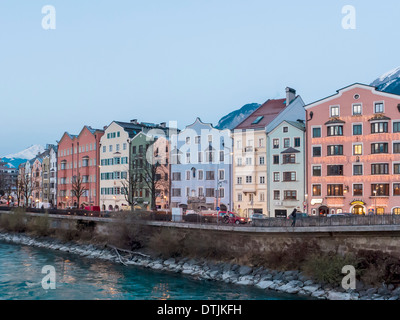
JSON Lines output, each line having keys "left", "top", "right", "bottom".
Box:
{"left": 1, "top": 0, "right": 400, "bottom": 155}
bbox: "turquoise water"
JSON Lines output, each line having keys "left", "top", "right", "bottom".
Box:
{"left": 0, "top": 241, "right": 308, "bottom": 300}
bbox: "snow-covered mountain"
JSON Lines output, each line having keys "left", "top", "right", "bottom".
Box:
{"left": 371, "top": 66, "right": 400, "bottom": 95}
{"left": 215, "top": 103, "right": 261, "bottom": 130}
{"left": 1, "top": 145, "right": 45, "bottom": 168}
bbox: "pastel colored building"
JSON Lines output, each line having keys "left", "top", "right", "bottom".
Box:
{"left": 305, "top": 83, "right": 400, "bottom": 215}
{"left": 267, "top": 120, "right": 306, "bottom": 217}
{"left": 57, "top": 126, "right": 104, "bottom": 208}
{"left": 233, "top": 88, "right": 305, "bottom": 217}
{"left": 170, "top": 118, "right": 233, "bottom": 211}
{"left": 99, "top": 120, "right": 171, "bottom": 211}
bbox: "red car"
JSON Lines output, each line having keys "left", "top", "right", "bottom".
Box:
{"left": 217, "top": 211, "right": 248, "bottom": 225}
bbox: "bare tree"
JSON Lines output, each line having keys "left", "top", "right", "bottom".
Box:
{"left": 71, "top": 174, "right": 87, "bottom": 209}
{"left": 22, "top": 173, "right": 32, "bottom": 207}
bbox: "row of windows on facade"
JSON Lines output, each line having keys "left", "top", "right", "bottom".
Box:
{"left": 59, "top": 175, "right": 96, "bottom": 184}
{"left": 312, "top": 164, "right": 400, "bottom": 176}
{"left": 312, "top": 142, "right": 400, "bottom": 157}
{"left": 173, "top": 150, "right": 228, "bottom": 164}
{"left": 100, "top": 187, "right": 165, "bottom": 198}
{"left": 272, "top": 137, "right": 301, "bottom": 149}
{"left": 172, "top": 170, "right": 225, "bottom": 181}
{"left": 328, "top": 102, "right": 385, "bottom": 117}
{"left": 171, "top": 188, "right": 225, "bottom": 198}
{"left": 59, "top": 144, "right": 97, "bottom": 157}
{"left": 59, "top": 158, "right": 97, "bottom": 170}
{"left": 102, "top": 143, "right": 128, "bottom": 153}
{"left": 236, "top": 190, "right": 298, "bottom": 202}
{"left": 311, "top": 183, "right": 400, "bottom": 197}
{"left": 100, "top": 157, "right": 128, "bottom": 166}
{"left": 312, "top": 122, "right": 400, "bottom": 138}
{"left": 58, "top": 190, "right": 96, "bottom": 197}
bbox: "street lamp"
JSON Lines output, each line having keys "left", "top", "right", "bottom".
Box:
{"left": 373, "top": 190, "right": 377, "bottom": 215}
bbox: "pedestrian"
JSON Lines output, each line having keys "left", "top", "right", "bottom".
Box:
{"left": 290, "top": 208, "right": 297, "bottom": 227}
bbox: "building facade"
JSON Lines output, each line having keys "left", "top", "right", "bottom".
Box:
{"left": 170, "top": 118, "right": 233, "bottom": 212}
{"left": 233, "top": 88, "right": 305, "bottom": 217}
{"left": 267, "top": 120, "right": 306, "bottom": 217}
{"left": 305, "top": 83, "right": 400, "bottom": 215}
{"left": 57, "top": 126, "right": 104, "bottom": 209}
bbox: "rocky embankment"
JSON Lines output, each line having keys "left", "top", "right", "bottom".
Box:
{"left": 1, "top": 232, "right": 399, "bottom": 300}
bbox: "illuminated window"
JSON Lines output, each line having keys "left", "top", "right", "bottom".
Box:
{"left": 394, "top": 184, "right": 400, "bottom": 196}
{"left": 312, "top": 184, "right": 321, "bottom": 196}
{"left": 393, "top": 208, "right": 400, "bottom": 215}
{"left": 353, "top": 144, "right": 363, "bottom": 155}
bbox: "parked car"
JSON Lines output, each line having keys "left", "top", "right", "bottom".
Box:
{"left": 249, "top": 213, "right": 268, "bottom": 223}
{"left": 218, "top": 211, "right": 248, "bottom": 225}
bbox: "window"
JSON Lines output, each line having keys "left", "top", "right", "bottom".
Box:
{"left": 327, "top": 125, "right": 343, "bottom": 136}
{"left": 327, "top": 184, "right": 343, "bottom": 196}
{"left": 195, "top": 136, "right": 201, "bottom": 144}
{"left": 218, "top": 188, "right": 225, "bottom": 198}
{"left": 312, "top": 166, "right": 321, "bottom": 176}
{"left": 353, "top": 164, "right": 363, "bottom": 175}
{"left": 352, "top": 104, "right": 362, "bottom": 115}
{"left": 394, "top": 184, "right": 400, "bottom": 196}
{"left": 394, "top": 143, "right": 400, "bottom": 154}
{"left": 273, "top": 139, "right": 279, "bottom": 149}
{"left": 172, "top": 172, "right": 181, "bottom": 181}
{"left": 394, "top": 164, "right": 400, "bottom": 174}
{"left": 206, "top": 171, "right": 215, "bottom": 180}
{"left": 313, "top": 146, "right": 321, "bottom": 157}
{"left": 273, "top": 155, "right": 279, "bottom": 164}
{"left": 312, "top": 185, "right": 321, "bottom": 196}
{"left": 371, "top": 122, "right": 388, "bottom": 133}
{"left": 294, "top": 137, "right": 301, "bottom": 148}
{"left": 371, "top": 184, "right": 389, "bottom": 196}
{"left": 186, "top": 171, "right": 190, "bottom": 180}
{"left": 123, "top": 143, "right": 127, "bottom": 150}
{"left": 109, "top": 145, "right": 113, "bottom": 152}
{"left": 273, "top": 172, "right": 280, "bottom": 182}
{"left": 237, "top": 193, "right": 243, "bottom": 201}
{"left": 206, "top": 188, "right": 214, "bottom": 197}
{"left": 282, "top": 154, "right": 295, "bottom": 164}
{"left": 353, "top": 124, "right": 362, "bottom": 135}
{"left": 259, "top": 192, "right": 265, "bottom": 202}
{"left": 327, "top": 145, "right": 343, "bottom": 156}
{"left": 283, "top": 172, "right": 296, "bottom": 181}
{"left": 371, "top": 163, "right": 389, "bottom": 175}
{"left": 237, "top": 177, "right": 242, "bottom": 185}
{"left": 198, "top": 187, "right": 204, "bottom": 197}
{"left": 312, "top": 127, "right": 321, "bottom": 138}
{"left": 353, "top": 144, "right": 362, "bottom": 155}
{"left": 393, "top": 207, "right": 400, "bottom": 214}
{"left": 258, "top": 138, "right": 264, "bottom": 147}
{"left": 116, "top": 144, "right": 120, "bottom": 152}
{"left": 219, "top": 151, "right": 224, "bottom": 162}
{"left": 327, "top": 165, "right": 344, "bottom": 176}
{"left": 283, "top": 127, "right": 288, "bottom": 133}
{"left": 374, "top": 102, "right": 384, "bottom": 113}
{"left": 185, "top": 137, "right": 190, "bottom": 144}
{"left": 284, "top": 138, "right": 290, "bottom": 148}
{"left": 245, "top": 157, "right": 252, "bottom": 165}
{"left": 186, "top": 153, "right": 191, "bottom": 164}
{"left": 259, "top": 156, "right": 265, "bottom": 165}
{"left": 172, "top": 188, "right": 181, "bottom": 197}
{"left": 353, "top": 184, "right": 363, "bottom": 196}
{"left": 394, "top": 122, "right": 400, "bottom": 133}
{"left": 246, "top": 176, "right": 252, "bottom": 183}
{"left": 198, "top": 151, "right": 203, "bottom": 163}
{"left": 330, "top": 106, "right": 340, "bottom": 117}
{"left": 218, "top": 170, "right": 225, "bottom": 180}
{"left": 371, "top": 143, "right": 388, "bottom": 154}
{"left": 198, "top": 170, "right": 203, "bottom": 180}
{"left": 103, "top": 146, "right": 106, "bottom": 153}
{"left": 252, "top": 116, "right": 264, "bottom": 124}
{"left": 273, "top": 190, "right": 280, "bottom": 200}
{"left": 284, "top": 190, "right": 297, "bottom": 200}
{"left": 259, "top": 176, "right": 265, "bottom": 184}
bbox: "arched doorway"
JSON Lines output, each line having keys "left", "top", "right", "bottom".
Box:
{"left": 318, "top": 205, "right": 329, "bottom": 216}
{"left": 352, "top": 205, "right": 365, "bottom": 215}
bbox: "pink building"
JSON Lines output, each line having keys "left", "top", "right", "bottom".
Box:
{"left": 305, "top": 83, "right": 400, "bottom": 215}
{"left": 57, "top": 126, "right": 104, "bottom": 209}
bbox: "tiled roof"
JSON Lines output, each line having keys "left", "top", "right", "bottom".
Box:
{"left": 234, "top": 99, "right": 286, "bottom": 130}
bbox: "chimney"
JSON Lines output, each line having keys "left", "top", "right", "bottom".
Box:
{"left": 285, "top": 87, "right": 296, "bottom": 106}
{"left": 130, "top": 119, "right": 138, "bottom": 125}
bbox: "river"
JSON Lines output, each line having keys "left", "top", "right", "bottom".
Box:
{"left": 0, "top": 241, "right": 308, "bottom": 300}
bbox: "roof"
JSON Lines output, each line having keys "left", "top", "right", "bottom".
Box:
{"left": 234, "top": 99, "right": 287, "bottom": 130}
{"left": 281, "top": 147, "right": 301, "bottom": 154}
{"left": 286, "top": 120, "right": 306, "bottom": 131}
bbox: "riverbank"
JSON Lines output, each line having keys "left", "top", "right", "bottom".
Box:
{"left": 1, "top": 231, "right": 398, "bottom": 300}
